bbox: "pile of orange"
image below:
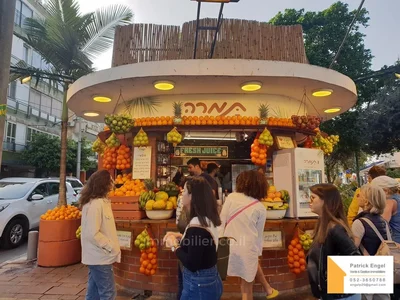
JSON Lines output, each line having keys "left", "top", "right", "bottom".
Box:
{"left": 287, "top": 237, "right": 306, "bottom": 274}
{"left": 102, "top": 147, "right": 117, "bottom": 170}
{"left": 114, "top": 172, "right": 132, "bottom": 185}
{"left": 134, "top": 116, "right": 173, "bottom": 127}
{"left": 116, "top": 145, "right": 132, "bottom": 170}
{"left": 250, "top": 138, "right": 267, "bottom": 166}
{"left": 268, "top": 117, "right": 295, "bottom": 127}
{"left": 139, "top": 242, "right": 158, "bottom": 276}
{"left": 109, "top": 176, "right": 145, "bottom": 197}
{"left": 41, "top": 205, "right": 81, "bottom": 221}
{"left": 182, "top": 115, "right": 261, "bottom": 126}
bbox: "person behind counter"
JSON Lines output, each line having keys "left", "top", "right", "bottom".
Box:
{"left": 164, "top": 176, "right": 223, "bottom": 300}
{"left": 187, "top": 157, "right": 219, "bottom": 199}
{"left": 219, "top": 170, "right": 279, "bottom": 300}
{"left": 307, "top": 183, "right": 361, "bottom": 300}
{"left": 79, "top": 170, "right": 121, "bottom": 300}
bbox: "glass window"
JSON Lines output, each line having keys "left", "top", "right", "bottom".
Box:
{"left": 6, "top": 122, "right": 16, "bottom": 143}
{"left": 41, "top": 94, "right": 51, "bottom": 114}
{"left": 47, "top": 182, "right": 60, "bottom": 196}
{"left": 26, "top": 127, "right": 41, "bottom": 142}
{"left": 67, "top": 179, "right": 83, "bottom": 188}
{"left": 31, "top": 183, "right": 49, "bottom": 197}
{"left": 21, "top": 3, "right": 33, "bottom": 27}
{"left": 32, "top": 50, "right": 42, "bottom": 68}
{"left": 23, "top": 44, "right": 30, "bottom": 64}
{"left": 29, "top": 89, "right": 41, "bottom": 110}
{"left": 0, "top": 182, "right": 35, "bottom": 200}
{"left": 8, "top": 81, "right": 17, "bottom": 99}
{"left": 51, "top": 99, "right": 62, "bottom": 118}
{"left": 14, "top": 0, "right": 22, "bottom": 26}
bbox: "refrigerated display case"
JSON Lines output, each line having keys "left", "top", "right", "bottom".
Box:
{"left": 272, "top": 148, "right": 324, "bottom": 218}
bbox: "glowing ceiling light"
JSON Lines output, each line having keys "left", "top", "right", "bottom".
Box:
{"left": 154, "top": 80, "right": 175, "bottom": 91}
{"left": 241, "top": 81, "right": 262, "bottom": 92}
{"left": 312, "top": 89, "right": 333, "bottom": 97}
{"left": 93, "top": 96, "right": 112, "bottom": 103}
{"left": 84, "top": 112, "right": 100, "bottom": 117}
{"left": 324, "top": 107, "right": 341, "bottom": 114}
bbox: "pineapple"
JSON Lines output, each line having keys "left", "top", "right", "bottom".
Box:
{"left": 173, "top": 102, "right": 182, "bottom": 118}
{"left": 173, "top": 102, "right": 182, "bottom": 124}
{"left": 258, "top": 104, "right": 269, "bottom": 124}
{"left": 143, "top": 179, "right": 155, "bottom": 192}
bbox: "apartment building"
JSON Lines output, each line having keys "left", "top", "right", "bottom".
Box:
{"left": 3, "top": 0, "right": 101, "bottom": 177}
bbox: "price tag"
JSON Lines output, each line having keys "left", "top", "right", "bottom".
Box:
{"left": 117, "top": 230, "right": 132, "bottom": 250}
{"left": 262, "top": 230, "right": 283, "bottom": 249}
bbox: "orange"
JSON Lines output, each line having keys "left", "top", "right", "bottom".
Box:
{"left": 145, "top": 269, "right": 150, "bottom": 276}
{"left": 298, "top": 251, "right": 305, "bottom": 258}
{"left": 139, "top": 267, "right": 145, "bottom": 274}
{"left": 146, "top": 263, "right": 152, "bottom": 270}
{"left": 151, "top": 246, "right": 156, "bottom": 252}
{"left": 293, "top": 255, "right": 300, "bottom": 261}
{"left": 147, "top": 253, "right": 154, "bottom": 260}
{"left": 293, "top": 268, "right": 301, "bottom": 274}
{"left": 141, "top": 253, "right": 148, "bottom": 260}
{"left": 300, "top": 265, "right": 306, "bottom": 271}
{"left": 142, "top": 260, "right": 149, "bottom": 267}
{"left": 293, "top": 262, "right": 300, "bottom": 268}
{"left": 151, "top": 259, "right": 156, "bottom": 265}
{"left": 287, "top": 257, "right": 294, "bottom": 263}
{"left": 288, "top": 245, "right": 294, "bottom": 250}
{"left": 292, "top": 248, "right": 299, "bottom": 255}
{"left": 288, "top": 250, "right": 294, "bottom": 257}
{"left": 299, "top": 258, "right": 306, "bottom": 265}
{"left": 295, "top": 244, "right": 303, "bottom": 250}
{"left": 150, "top": 269, "right": 156, "bottom": 275}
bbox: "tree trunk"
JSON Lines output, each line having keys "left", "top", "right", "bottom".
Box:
{"left": 354, "top": 150, "right": 361, "bottom": 187}
{"left": 58, "top": 84, "right": 69, "bottom": 207}
{"left": 0, "top": 0, "right": 18, "bottom": 169}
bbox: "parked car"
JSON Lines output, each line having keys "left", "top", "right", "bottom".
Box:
{"left": 48, "top": 176, "right": 84, "bottom": 194}
{"left": 0, "top": 178, "right": 77, "bottom": 249}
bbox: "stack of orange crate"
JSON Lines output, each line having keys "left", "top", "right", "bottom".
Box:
{"left": 110, "top": 195, "right": 146, "bottom": 220}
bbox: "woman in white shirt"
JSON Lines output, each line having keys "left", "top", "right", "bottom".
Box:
{"left": 79, "top": 170, "right": 121, "bottom": 300}
{"left": 219, "top": 170, "right": 278, "bottom": 300}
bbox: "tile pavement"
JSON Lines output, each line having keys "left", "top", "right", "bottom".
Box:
{"left": 0, "top": 261, "right": 316, "bottom": 300}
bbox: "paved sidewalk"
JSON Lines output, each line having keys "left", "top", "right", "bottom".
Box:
{"left": 0, "top": 260, "right": 316, "bottom": 300}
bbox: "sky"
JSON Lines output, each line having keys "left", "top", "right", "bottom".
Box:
{"left": 77, "top": 0, "right": 400, "bottom": 72}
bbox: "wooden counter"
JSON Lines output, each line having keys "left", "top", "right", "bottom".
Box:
{"left": 113, "top": 218, "right": 317, "bottom": 296}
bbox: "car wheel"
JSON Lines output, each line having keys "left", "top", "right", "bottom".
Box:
{"left": 1, "top": 219, "right": 27, "bottom": 249}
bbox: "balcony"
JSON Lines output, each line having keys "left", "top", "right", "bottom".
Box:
{"left": 2, "top": 141, "right": 27, "bottom": 153}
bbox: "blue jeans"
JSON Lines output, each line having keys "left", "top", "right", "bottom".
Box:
{"left": 86, "top": 265, "right": 116, "bottom": 300}
{"left": 181, "top": 265, "right": 223, "bottom": 300}
{"left": 177, "top": 263, "right": 183, "bottom": 300}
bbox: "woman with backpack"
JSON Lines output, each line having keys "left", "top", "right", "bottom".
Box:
{"left": 306, "top": 183, "right": 361, "bottom": 300}
{"left": 351, "top": 184, "right": 390, "bottom": 300}
{"left": 219, "top": 170, "right": 279, "bottom": 300}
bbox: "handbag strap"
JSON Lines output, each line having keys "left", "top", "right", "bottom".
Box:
{"left": 360, "top": 217, "right": 392, "bottom": 242}
{"left": 226, "top": 200, "right": 259, "bottom": 227}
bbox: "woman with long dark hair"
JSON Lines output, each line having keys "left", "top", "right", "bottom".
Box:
{"left": 164, "top": 176, "right": 222, "bottom": 300}
{"left": 79, "top": 170, "right": 121, "bottom": 300}
{"left": 307, "top": 183, "right": 361, "bottom": 300}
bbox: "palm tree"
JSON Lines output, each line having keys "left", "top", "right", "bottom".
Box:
{"left": 12, "top": 0, "right": 133, "bottom": 206}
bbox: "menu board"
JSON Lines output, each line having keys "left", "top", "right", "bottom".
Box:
{"left": 132, "top": 146, "right": 152, "bottom": 179}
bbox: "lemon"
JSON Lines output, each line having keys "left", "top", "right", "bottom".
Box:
{"left": 153, "top": 200, "right": 167, "bottom": 210}
{"left": 168, "top": 197, "right": 177, "bottom": 209}
{"left": 145, "top": 200, "right": 155, "bottom": 210}
{"left": 166, "top": 201, "right": 174, "bottom": 210}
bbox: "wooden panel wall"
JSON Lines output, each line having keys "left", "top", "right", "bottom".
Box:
{"left": 112, "top": 19, "right": 308, "bottom": 67}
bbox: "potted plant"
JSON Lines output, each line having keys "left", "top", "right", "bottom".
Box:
{"left": 258, "top": 103, "right": 269, "bottom": 125}
{"left": 173, "top": 102, "right": 182, "bottom": 124}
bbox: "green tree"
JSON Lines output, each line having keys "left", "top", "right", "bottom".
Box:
{"left": 12, "top": 0, "right": 132, "bottom": 206}
{"left": 269, "top": 2, "right": 374, "bottom": 183}
{"left": 22, "top": 133, "right": 96, "bottom": 177}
